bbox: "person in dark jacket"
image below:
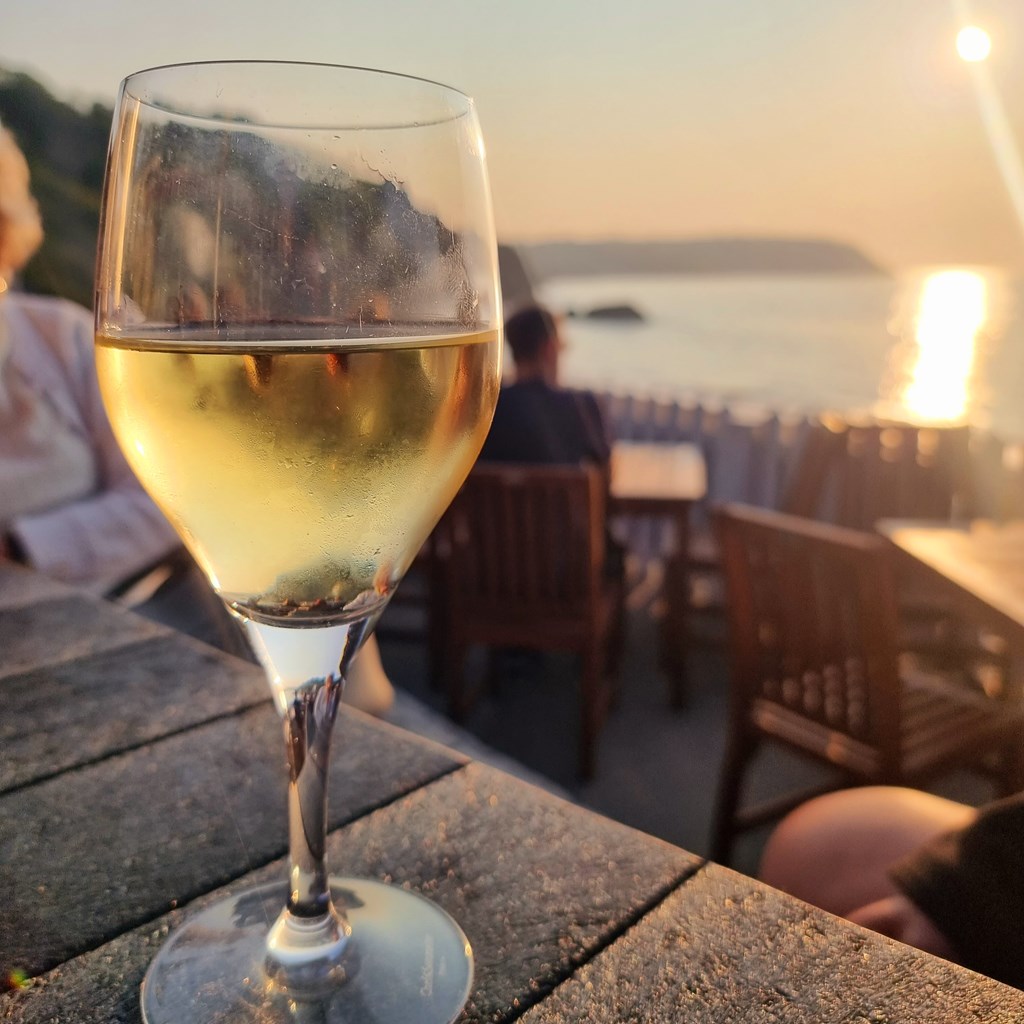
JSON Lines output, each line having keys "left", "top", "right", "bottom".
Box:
{"left": 480, "top": 304, "right": 610, "bottom": 468}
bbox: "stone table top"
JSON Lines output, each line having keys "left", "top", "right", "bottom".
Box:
{"left": 2, "top": 561, "right": 1022, "bottom": 1022}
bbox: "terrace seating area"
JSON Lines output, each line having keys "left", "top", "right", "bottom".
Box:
{"left": 377, "top": 396, "right": 1024, "bottom": 875}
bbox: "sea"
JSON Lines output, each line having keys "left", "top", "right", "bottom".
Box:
{"left": 539, "top": 267, "right": 1024, "bottom": 443}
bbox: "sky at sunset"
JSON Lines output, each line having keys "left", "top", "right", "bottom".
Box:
{"left": 5, "top": 0, "right": 1024, "bottom": 271}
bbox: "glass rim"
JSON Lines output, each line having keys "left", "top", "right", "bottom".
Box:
{"left": 119, "top": 59, "right": 475, "bottom": 131}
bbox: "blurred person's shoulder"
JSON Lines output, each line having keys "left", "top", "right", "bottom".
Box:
{"left": 14, "top": 292, "right": 92, "bottom": 336}
{"left": 9, "top": 292, "right": 93, "bottom": 362}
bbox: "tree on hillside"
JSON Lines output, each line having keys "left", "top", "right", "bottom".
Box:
{"left": 0, "top": 70, "right": 111, "bottom": 307}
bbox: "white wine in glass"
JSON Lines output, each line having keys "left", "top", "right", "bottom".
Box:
{"left": 94, "top": 61, "right": 502, "bottom": 1023}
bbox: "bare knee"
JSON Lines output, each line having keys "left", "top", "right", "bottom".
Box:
{"left": 758, "top": 786, "right": 975, "bottom": 917}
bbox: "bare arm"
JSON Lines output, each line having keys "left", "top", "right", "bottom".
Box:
{"left": 847, "top": 894, "right": 958, "bottom": 961}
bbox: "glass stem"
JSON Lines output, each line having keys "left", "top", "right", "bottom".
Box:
{"left": 240, "top": 610, "right": 380, "bottom": 994}
{"left": 263, "top": 673, "right": 352, "bottom": 994}
{"left": 284, "top": 677, "right": 342, "bottom": 918}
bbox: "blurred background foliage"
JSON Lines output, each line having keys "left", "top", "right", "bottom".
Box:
{"left": 0, "top": 70, "right": 110, "bottom": 307}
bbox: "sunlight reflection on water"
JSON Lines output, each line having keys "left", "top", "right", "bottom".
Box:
{"left": 876, "top": 268, "right": 987, "bottom": 426}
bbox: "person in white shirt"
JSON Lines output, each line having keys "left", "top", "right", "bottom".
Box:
{"left": 0, "top": 125, "right": 179, "bottom": 589}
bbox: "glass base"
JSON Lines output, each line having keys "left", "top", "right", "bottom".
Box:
{"left": 141, "top": 877, "right": 473, "bottom": 1024}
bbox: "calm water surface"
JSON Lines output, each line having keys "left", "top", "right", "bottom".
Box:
{"left": 541, "top": 268, "right": 1024, "bottom": 441}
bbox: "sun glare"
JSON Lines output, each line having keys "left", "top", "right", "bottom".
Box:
{"left": 957, "top": 25, "right": 992, "bottom": 62}
{"left": 952, "top": 0, "right": 1024, "bottom": 245}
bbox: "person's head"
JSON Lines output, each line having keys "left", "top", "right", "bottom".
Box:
{"left": 504, "top": 304, "right": 562, "bottom": 382}
{"left": 0, "top": 126, "right": 43, "bottom": 291}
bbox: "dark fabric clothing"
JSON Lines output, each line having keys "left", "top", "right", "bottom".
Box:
{"left": 479, "top": 380, "right": 611, "bottom": 467}
{"left": 890, "top": 792, "right": 1024, "bottom": 988}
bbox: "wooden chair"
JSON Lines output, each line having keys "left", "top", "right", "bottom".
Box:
{"left": 684, "top": 417, "right": 974, "bottom": 632}
{"left": 710, "top": 502, "right": 1024, "bottom": 865}
{"left": 436, "top": 462, "right": 625, "bottom": 779}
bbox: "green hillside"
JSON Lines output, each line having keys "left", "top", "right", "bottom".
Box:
{"left": 0, "top": 70, "right": 111, "bottom": 308}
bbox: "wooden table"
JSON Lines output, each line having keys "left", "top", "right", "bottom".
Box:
{"left": 608, "top": 441, "right": 707, "bottom": 513}
{"left": 3, "top": 561, "right": 1023, "bottom": 1022}
{"left": 879, "top": 519, "right": 1024, "bottom": 649}
{"left": 609, "top": 441, "right": 707, "bottom": 706}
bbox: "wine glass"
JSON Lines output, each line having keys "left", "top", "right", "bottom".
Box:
{"left": 94, "top": 61, "right": 502, "bottom": 1024}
